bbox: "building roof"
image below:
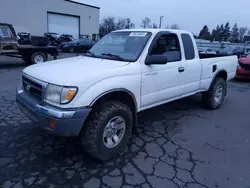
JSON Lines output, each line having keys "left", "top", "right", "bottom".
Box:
{"left": 65, "top": 0, "right": 100, "bottom": 9}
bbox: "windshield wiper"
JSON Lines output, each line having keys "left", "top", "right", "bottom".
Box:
{"left": 101, "top": 53, "right": 125, "bottom": 61}
{"left": 85, "top": 51, "right": 96, "bottom": 57}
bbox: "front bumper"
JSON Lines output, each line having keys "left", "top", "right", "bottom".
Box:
{"left": 16, "top": 86, "right": 91, "bottom": 137}
{"left": 236, "top": 67, "right": 250, "bottom": 79}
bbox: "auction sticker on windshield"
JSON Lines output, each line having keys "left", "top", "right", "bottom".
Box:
{"left": 129, "top": 32, "right": 148, "bottom": 37}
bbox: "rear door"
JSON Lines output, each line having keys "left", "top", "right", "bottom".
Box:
{"left": 180, "top": 33, "right": 202, "bottom": 94}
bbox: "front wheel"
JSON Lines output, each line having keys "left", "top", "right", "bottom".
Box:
{"left": 202, "top": 78, "right": 226, "bottom": 109}
{"left": 81, "top": 101, "right": 133, "bottom": 161}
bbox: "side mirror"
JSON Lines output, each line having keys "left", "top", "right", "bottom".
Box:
{"left": 145, "top": 55, "right": 168, "bottom": 65}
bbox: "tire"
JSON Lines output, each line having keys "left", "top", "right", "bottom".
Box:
{"left": 81, "top": 101, "right": 133, "bottom": 161}
{"left": 31, "top": 52, "right": 47, "bottom": 64}
{"left": 69, "top": 47, "right": 75, "bottom": 53}
{"left": 202, "top": 78, "right": 226, "bottom": 110}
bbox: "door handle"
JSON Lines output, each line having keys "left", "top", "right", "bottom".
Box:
{"left": 178, "top": 67, "right": 185, "bottom": 72}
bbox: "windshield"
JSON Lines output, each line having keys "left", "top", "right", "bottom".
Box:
{"left": 88, "top": 31, "right": 152, "bottom": 62}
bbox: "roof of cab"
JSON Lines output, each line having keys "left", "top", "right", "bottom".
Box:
{"left": 114, "top": 28, "right": 192, "bottom": 35}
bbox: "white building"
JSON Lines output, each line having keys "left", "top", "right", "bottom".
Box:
{"left": 0, "top": 0, "right": 100, "bottom": 39}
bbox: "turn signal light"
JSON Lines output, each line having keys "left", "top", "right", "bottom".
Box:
{"left": 66, "top": 90, "right": 77, "bottom": 101}
{"left": 49, "top": 120, "right": 55, "bottom": 129}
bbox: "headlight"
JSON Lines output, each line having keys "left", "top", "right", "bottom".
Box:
{"left": 45, "top": 84, "right": 77, "bottom": 105}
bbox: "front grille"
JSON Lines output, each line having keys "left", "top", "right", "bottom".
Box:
{"left": 239, "top": 63, "right": 250, "bottom": 71}
{"left": 22, "top": 76, "right": 42, "bottom": 99}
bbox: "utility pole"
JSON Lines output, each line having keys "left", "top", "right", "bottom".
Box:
{"left": 159, "top": 16, "right": 164, "bottom": 29}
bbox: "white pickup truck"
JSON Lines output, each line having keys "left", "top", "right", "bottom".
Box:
{"left": 16, "top": 29, "right": 237, "bottom": 160}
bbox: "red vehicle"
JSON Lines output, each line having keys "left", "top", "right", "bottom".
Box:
{"left": 236, "top": 58, "right": 250, "bottom": 79}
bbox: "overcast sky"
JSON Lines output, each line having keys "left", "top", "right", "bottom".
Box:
{"left": 78, "top": 0, "right": 249, "bottom": 34}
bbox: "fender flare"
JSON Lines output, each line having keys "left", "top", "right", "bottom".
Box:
{"left": 90, "top": 88, "right": 138, "bottom": 111}
{"left": 208, "top": 69, "right": 228, "bottom": 95}
{"left": 89, "top": 88, "right": 138, "bottom": 133}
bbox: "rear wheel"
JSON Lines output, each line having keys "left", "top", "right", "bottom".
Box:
{"left": 69, "top": 47, "right": 75, "bottom": 53}
{"left": 31, "top": 52, "right": 47, "bottom": 64}
{"left": 81, "top": 101, "right": 133, "bottom": 161}
{"left": 202, "top": 78, "right": 226, "bottom": 109}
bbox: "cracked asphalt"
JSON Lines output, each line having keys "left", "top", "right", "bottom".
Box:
{"left": 1, "top": 59, "right": 250, "bottom": 188}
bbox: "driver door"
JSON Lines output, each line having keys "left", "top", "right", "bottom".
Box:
{"left": 0, "top": 25, "right": 18, "bottom": 55}
{"left": 141, "top": 33, "right": 186, "bottom": 109}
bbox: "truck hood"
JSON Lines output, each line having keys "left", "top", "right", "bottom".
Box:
{"left": 23, "top": 56, "right": 130, "bottom": 85}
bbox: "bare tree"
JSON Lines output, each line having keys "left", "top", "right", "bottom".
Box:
{"left": 152, "top": 23, "right": 158, "bottom": 29}
{"left": 165, "top": 24, "right": 180, "bottom": 30}
{"left": 116, "top": 18, "right": 126, "bottom": 30}
{"left": 141, "top": 17, "right": 152, "bottom": 28}
{"left": 99, "top": 17, "right": 135, "bottom": 37}
{"left": 239, "top": 27, "right": 248, "bottom": 42}
{"left": 125, "top": 18, "right": 135, "bottom": 29}
{"left": 99, "top": 17, "right": 116, "bottom": 37}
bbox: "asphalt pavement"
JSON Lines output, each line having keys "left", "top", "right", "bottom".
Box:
{"left": 0, "top": 57, "right": 250, "bottom": 188}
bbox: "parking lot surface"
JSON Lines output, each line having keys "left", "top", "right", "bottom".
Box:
{"left": 0, "top": 58, "right": 250, "bottom": 188}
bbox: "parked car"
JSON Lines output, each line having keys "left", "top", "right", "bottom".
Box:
{"left": 198, "top": 47, "right": 217, "bottom": 54}
{"left": 57, "top": 34, "right": 74, "bottom": 44}
{"left": 16, "top": 29, "right": 237, "bottom": 160}
{"left": 219, "top": 46, "right": 235, "bottom": 55}
{"left": 44, "top": 32, "right": 60, "bottom": 46}
{"left": 17, "top": 32, "right": 32, "bottom": 45}
{"left": 59, "top": 39, "right": 95, "bottom": 53}
{"left": 236, "top": 57, "right": 250, "bottom": 79}
{"left": 233, "top": 47, "right": 245, "bottom": 58}
{"left": 80, "top": 34, "right": 91, "bottom": 40}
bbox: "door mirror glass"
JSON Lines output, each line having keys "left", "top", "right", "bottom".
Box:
{"left": 145, "top": 55, "right": 168, "bottom": 65}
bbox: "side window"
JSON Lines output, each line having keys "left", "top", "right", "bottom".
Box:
{"left": 0, "top": 26, "right": 12, "bottom": 37}
{"left": 150, "top": 34, "right": 181, "bottom": 62}
{"left": 181, "top": 34, "right": 195, "bottom": 60}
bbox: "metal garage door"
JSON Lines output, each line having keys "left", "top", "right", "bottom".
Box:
{"left": 47, "top": 13, "right": 80, "bottom": 39}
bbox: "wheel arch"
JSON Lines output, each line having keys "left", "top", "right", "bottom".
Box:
{"left": 209, "top": 69, "right": 228, "bottom": 95}
{"left": 90, "top": 89, "right": 138, "bottom": 131}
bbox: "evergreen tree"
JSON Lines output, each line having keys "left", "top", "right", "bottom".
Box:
{"left": 198, "top": 25, "right": 211, "bottom": 40}
{"left": 231, "top": 23, "right": 239, "bottom": 43}
{"left": 223, "top": 22, "right": 231, "bottom": 41}
{"left": 218, "top": 24, "right": 224, "bottom": 41}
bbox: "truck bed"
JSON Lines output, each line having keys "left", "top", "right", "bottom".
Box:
{"left": 199, "top": 55, "right": 238, "bottom": 91}
{"left": 199, "top": 53, "right": 231, "bottom": 59}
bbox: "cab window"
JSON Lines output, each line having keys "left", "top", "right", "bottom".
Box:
{"left": 150, "top": 34, "right": 181, "bottom": 62}
{"left": 181, "top": 34, "right": 195, "bottom": 60}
